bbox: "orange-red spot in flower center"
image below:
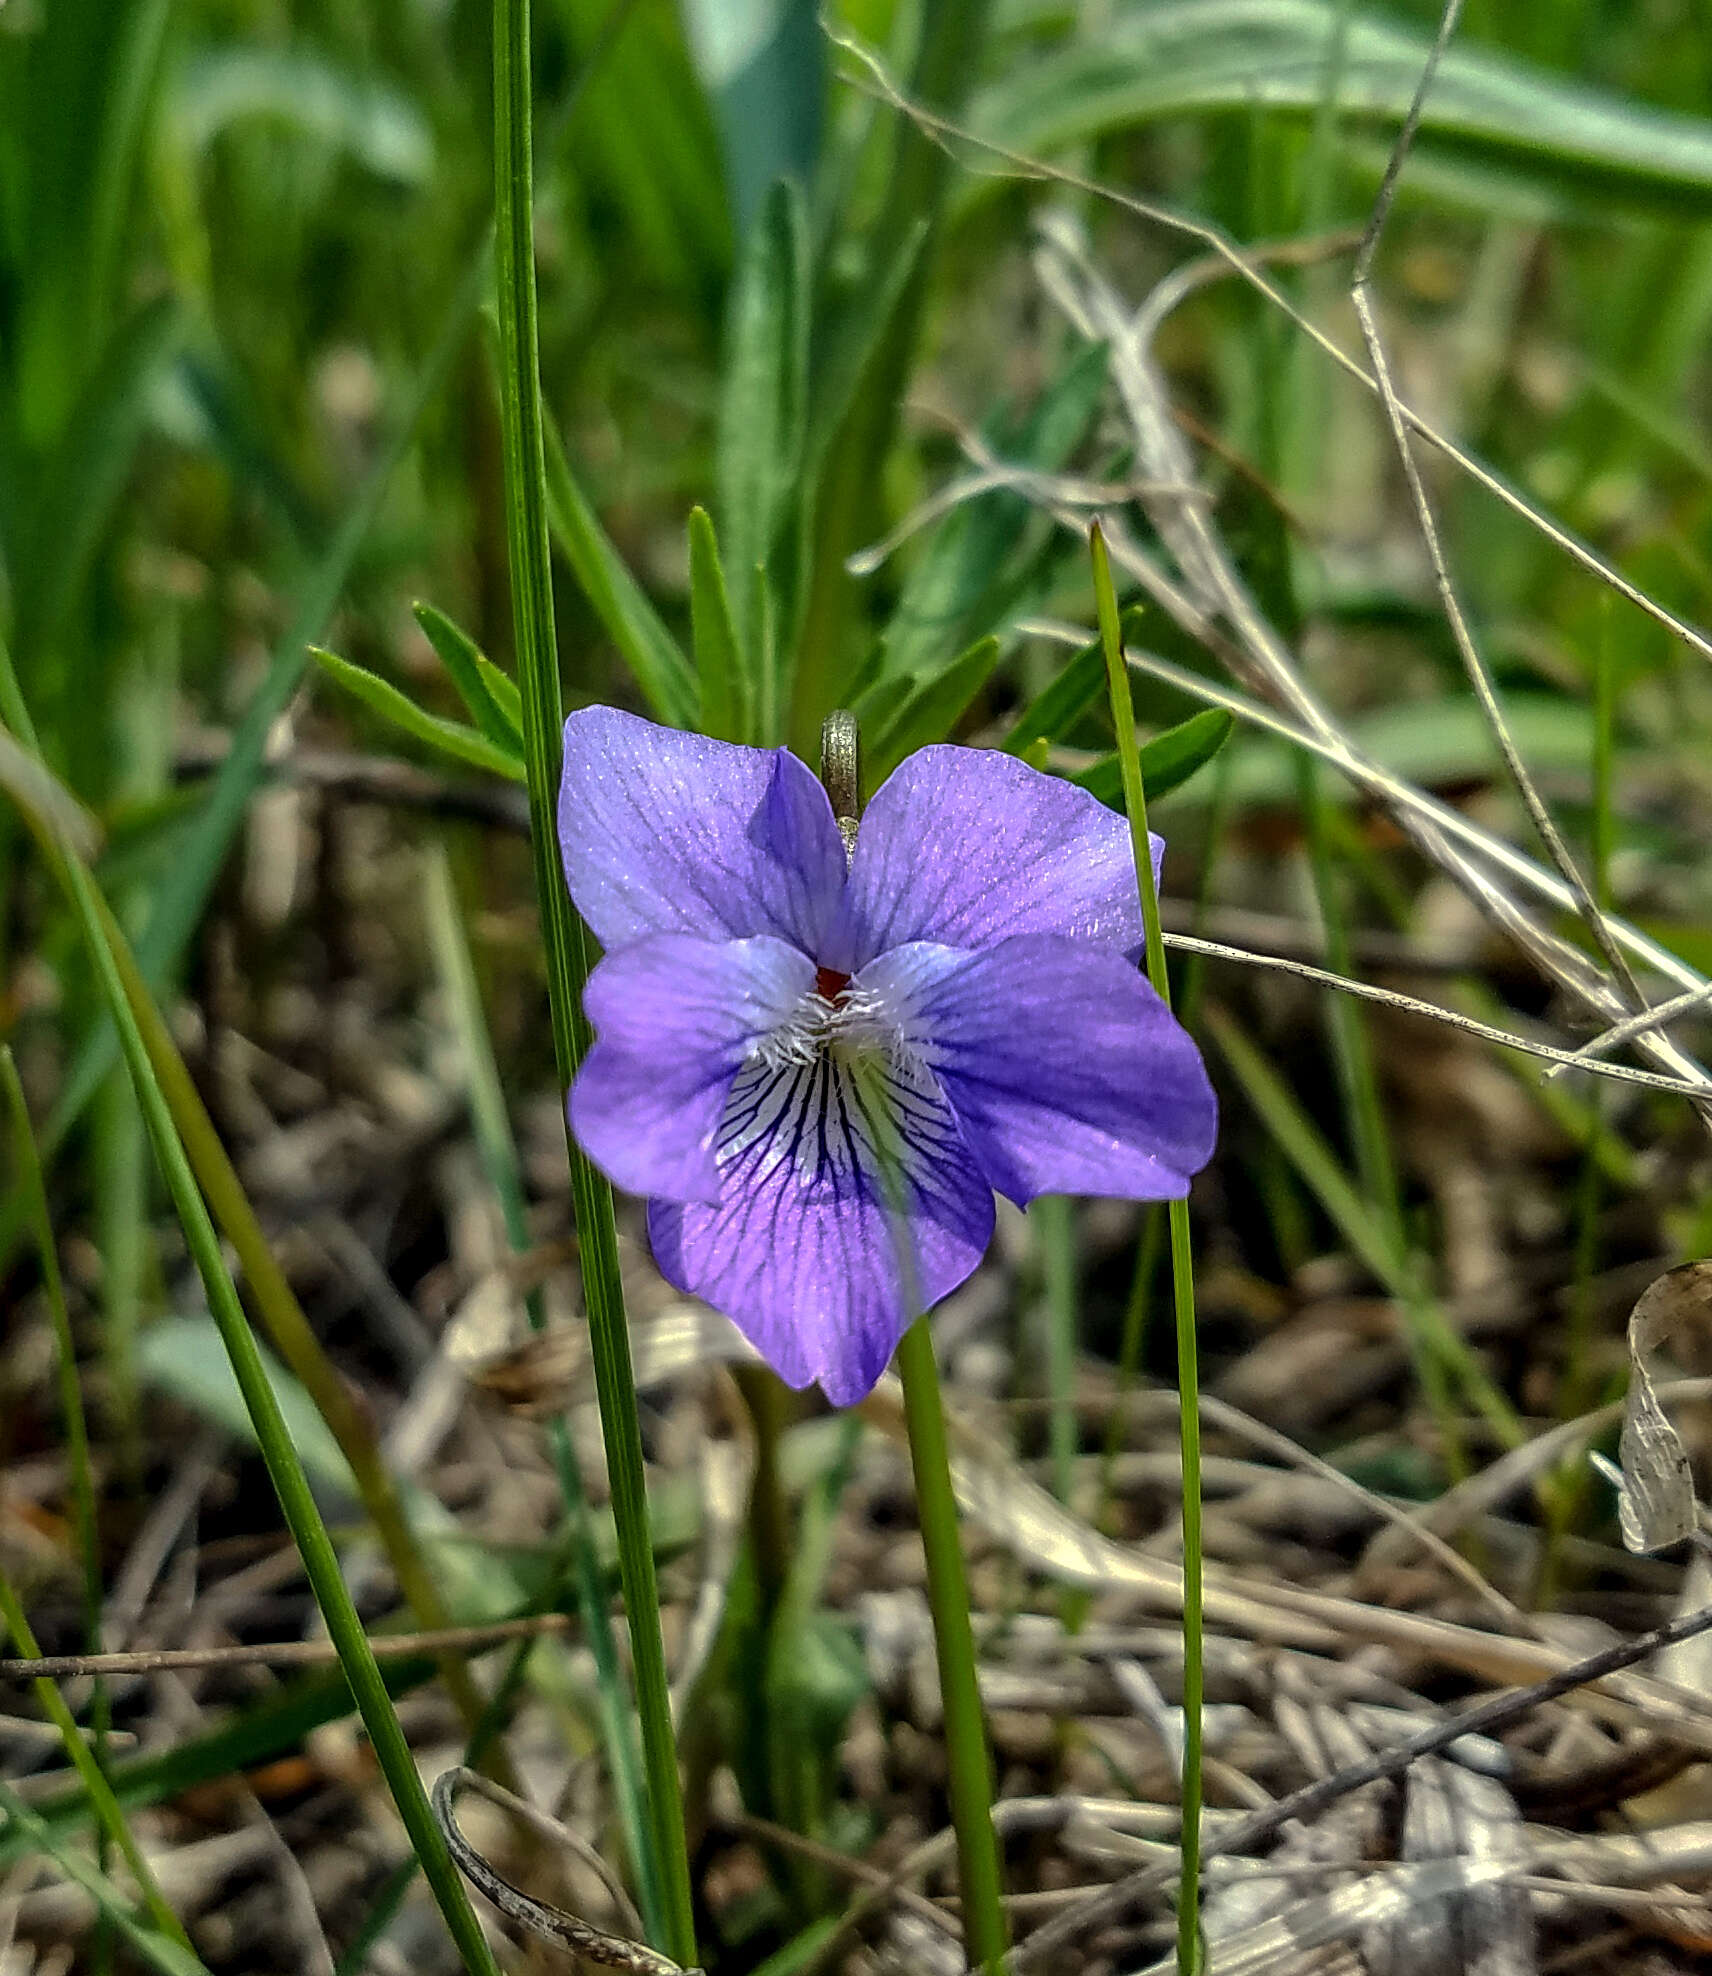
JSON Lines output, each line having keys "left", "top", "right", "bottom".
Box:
{"left": 816, "top": 966, "right": 851, "bottom": 1004}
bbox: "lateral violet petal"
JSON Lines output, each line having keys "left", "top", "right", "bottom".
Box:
{"left": 646, "top": 1051, "right": 994, "bottom": 1405}
{"left": 558, "top": 706, "right": 847, "bottom": 952}
{"left": 569, "top": 934, "right": 815, "bottom": 1204}
{"left": 862, "top": 934, "right": 1217, "bottom": 1207}
{"left": 827, "top": 745, "right": 1158, "bottom": 969}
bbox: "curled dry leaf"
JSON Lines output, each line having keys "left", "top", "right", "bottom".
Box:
{"left": 1611, "top": 1262, "right": 1712, "bottom": 1553}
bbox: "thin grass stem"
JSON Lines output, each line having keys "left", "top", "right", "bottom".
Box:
{"left": 0, "top": 1780, "right": 208, "bottom": 1976}
{"left": 0, "top": 1567, "right": 188, "bottom": 1955}
{"left": 1091, "top": 522, "right": 1204, "bottom": 1974}
{"left": 488, "top": 0, "right": 695, "bottom": 1956}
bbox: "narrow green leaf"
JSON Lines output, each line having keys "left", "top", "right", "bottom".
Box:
{"left": 688, "top": 507, "right": 749, "bottom": 743}
{"left": 973, "top": 0, "right": 1712, "bottom": 216}
{"left": 309, "top": 646, "right": 525, "bottom": 780}
{"left": 539, "top": 418, "right": 699, "bottom": 729}
{"left": 865, "top": 635, "right": 1003, "bottom": 779}
{"left": 682, "top": 0, "right": 824, "bottom": 232}
{"left": 24, "top": 295, "right": 183, "bottom": 655}
{"left": 1076, "top": 707, "right": 1236, "bottom": 807}
{"left": 1000, "top": 608, "right": 1149, "bottom": 757}
{"left": 882, "top": 341, "right": 1110, "bottom": 683}
{"left": 717, "top": 178, "right": 809, "bottom": 659}
{"left": 413, "top": 601, "right": 524, "bottom": 750}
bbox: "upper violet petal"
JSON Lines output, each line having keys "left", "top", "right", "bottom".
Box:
{"left": 646, "top": 1050, "right": 994, "bottom": 1405}
{"left": 558, "top": 706, "right": 847, "bottom": 953}
{"left": 862, "top": 934, "right": 1217, "bottom": 1206}
{"left": 569, "top": 933, "right": 815, "bottom": 1204}
{"left": 827, "top": 745, "right": 1158, "bottom": 969}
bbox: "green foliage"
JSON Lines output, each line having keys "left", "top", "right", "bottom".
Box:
{"left": 310, "top": 645, "right": 526, "bottom": 779}
{"left": 8, "top": 0, "right": 1712, "bottom": 1964}
{"left": 974, "top": 0, "right": 1712, "bottom": 215}
{"left": 1077, "top": 707, "right": 1237, "bottom": 808}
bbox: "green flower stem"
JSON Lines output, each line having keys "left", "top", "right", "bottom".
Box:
{"left": 489, "top": 0, "right": 695, "bottom": 1960}
{"left": 894, "top": 1318, "right": 1008, "bottom": 1975}
{"left": 1091, "top": 522, "right": 1205, "bottom": 1976}
{"left": 6, "top": 780, "right": 502, "bottom": 1976}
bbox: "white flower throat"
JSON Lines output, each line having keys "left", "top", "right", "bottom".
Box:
{"left": 754, "top": 964, "right": 900, "bottom": 1073}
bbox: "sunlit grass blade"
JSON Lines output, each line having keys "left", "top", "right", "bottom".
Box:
{"left": 717, "top": 176, "right": 809, "bottom": 709}
{"left": 0, "top": 731, "right": 501, "bottom": 1976}
{"left": 1091, "top": 521, "right": 1204, "bottom": 1975}
{"left": 0, "top": 1781, "right": 207, "bottom": 1976}
{"left": 490, "top": 0, "right": 696, "bottom": 1957}
{"left": 0, "top": 647, "right": 494, "bottom": 1742}
{"left": 0, "top": 1567, "right": 192, "bottom": 1958}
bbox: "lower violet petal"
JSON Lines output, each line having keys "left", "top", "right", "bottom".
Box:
{"left": 647, "top": 1048, "right": 994, "bottom": 1406}
{"left": 569, "top": 933, "right": 816, "bottom": 1205}
{"left": 863, "top": 934, "right": 1218, "bottom": 1207}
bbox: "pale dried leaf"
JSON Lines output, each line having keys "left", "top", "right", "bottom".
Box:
{"left": 1613, "top": 1263, "right": 1712, "bottom": 1552}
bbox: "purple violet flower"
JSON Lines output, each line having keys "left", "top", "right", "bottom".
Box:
{"left": 557, "top": 706, "right": 1217, "bottom": 1406}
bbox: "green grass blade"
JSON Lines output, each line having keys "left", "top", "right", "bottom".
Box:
{"left": 688, "top": 505, "right": 750, "bottom": 744}
{"left": 0, "top": 1782, "right": 208, "bottom": 1976}
{"left": 1092, "top": 522, "right": 1205, "bottom": 1975}
{"left": 972, "top": 0, "right": 1712, "bottom": 217}
{"left": 895, "top": 1319, "right": 1008, "bottom": 1975}
{"left": 490, "top": 0, "right": 696, "bottom": 1955}
{"left": 717, "top": 177, "right": 809, "bottom": 690}
{"left": 541, "top": 414, "right": 700, "bottom": 729}
{"left": 0, "top": 734, "right": 502, "bottom": 1976}
{"left": 0, "top": 1569, "right": 193, "bottom": 1958}
{"left": 310, "top": 645, "right": 524, "bottom": 778}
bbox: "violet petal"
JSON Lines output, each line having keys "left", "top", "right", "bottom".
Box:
{"left": 570, "top": 933, "right": 816, "bottom": 1204}
{"left": 647, "top": 1050, "right": 995, "bottom": 1405}
{"left": 558, "top": 706, "right": 847, "bottom": 953}
{"left": 862, "top": 934, "right": 1217, "bottom": 1206}
{"left": 827, "top": 745, "right": 1159, "bottom": 969}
